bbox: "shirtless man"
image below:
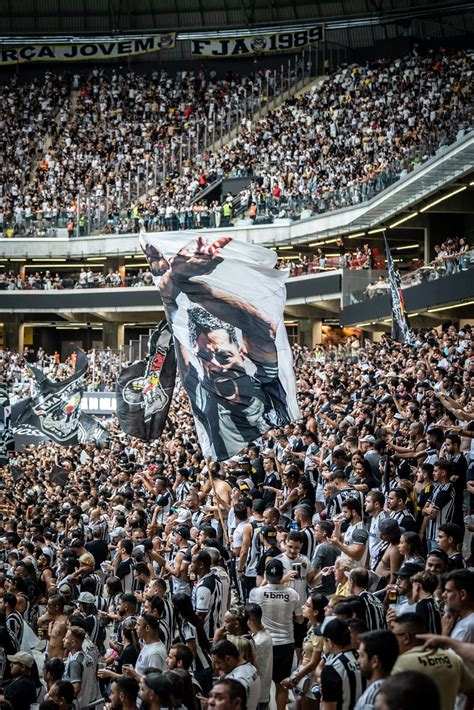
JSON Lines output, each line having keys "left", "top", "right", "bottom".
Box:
{"left": 37, "top": 594, "right": 69, "bottom": 659}
{"left": 200, "top": 463, "right": 232, "bottom": 540}
{"left": 374, "top": 519, "right": 403, "bottom": 584}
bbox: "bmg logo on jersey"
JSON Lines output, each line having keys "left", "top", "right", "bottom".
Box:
{"left": 263, "top": 591, "right": 290, "bottom": 602}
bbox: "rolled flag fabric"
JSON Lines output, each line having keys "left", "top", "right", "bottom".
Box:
{"left": 384, "top": 234, "right": 415, "bottom": 345}
{"left": 116, "top": 321, "right": 176, "bottom": 440}
{"left": 50, "top": 465, "right": 68, "bottom": 487}
{"left": 0, "top": 385, "right": 14, "bottom": 465}
{"left": 140, "top": 231, "right": 300, "bottom": 461}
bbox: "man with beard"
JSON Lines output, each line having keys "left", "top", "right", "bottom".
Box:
{"left": 354, "top": 629, "right": 399, "bottom": 710}
{"left": 109, "top": 676, "right": 139, "bottom": 710}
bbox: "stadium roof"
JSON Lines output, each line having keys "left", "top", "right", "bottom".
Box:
{"left": 1, "top": 0, "right": 472, "bottom": 37}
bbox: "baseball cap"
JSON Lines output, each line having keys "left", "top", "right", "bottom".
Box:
{"left": 174, "top": 525, "right": 191, "bottom": 540}
{"left": 110, "top": 527, "right": 127, "bottom": 538}
{"left": 379, "top": 518, "right": 401, "bottom": 535}
{"left": 323, "top": 619, "right": 351, "bottom": 646}
{"left": 58, "top": 583, "right": 74, "bottom": 598}
{"left": 265, "top": 558, "right": 284, "bottom": 580}
{"left": 7, "top": 652, "right": 34, "bottom": 668}
{"left": 77, "top": 592, "right": 96, "bottom": 605}
{"left": 260, "top": 525, "right": 277, "bottom": 541}
{"left": 395, "top": 562, "right": 424, "bottom": 577}
{"left": 238, "top": 456, "right": 251, "bottom": 465}
{"left": 176, "top": 509, "right": 192, "bottom": 523}
{"left": 144, "top": 672, "right": 172, "bottom": 698}
{"left": 79, "top": 553, "right": 95, "bottom": 567}
{"left": 360, "top": 435, "right": 376, "bottom": 443}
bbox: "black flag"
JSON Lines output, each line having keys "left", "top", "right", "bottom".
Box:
{"left": 384, "top": 234, "right": 415, "bottom": 345}
{"left": 11, "top": 349, "right": 109, "bottom": 447}
{"left": 0, "top": 386, "right": 14, "bottom": 466}
{"left": 50, "top": 465, "right": 68, "bottom": 487}
{"left": 10, "top": 465, "right": 24, "bottom": 483}
{"left": 116, "top": 321, "right": 176, "bottom": 440}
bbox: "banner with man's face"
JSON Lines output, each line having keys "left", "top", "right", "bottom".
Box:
{"left": 140, "top": 232, "right": 300, "bottom": 461}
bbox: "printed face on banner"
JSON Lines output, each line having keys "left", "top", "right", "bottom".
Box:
{"left": 140, "top": 232, "right": 300, "bottom": 460}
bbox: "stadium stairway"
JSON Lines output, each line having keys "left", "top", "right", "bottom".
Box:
{"left": 135, "top": 72, "right": 328, "bottom": 213}
{"left": 29, "top": 88, "right": 81, "bottom": 189}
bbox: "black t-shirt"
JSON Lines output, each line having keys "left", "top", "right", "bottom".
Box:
{"left": 85, "top": 540, "right": 110, "bottom": 568}
{"left": 116, "top": 644, "right": 139, "bottom": 673}
{"left": 4, "top": 676, "right": 37, "bottom": 710}
{"left": 256, "top": 545, "right": 281, "bottom": 576}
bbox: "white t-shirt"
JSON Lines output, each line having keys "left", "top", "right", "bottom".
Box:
{"left": 450, "top": 612, "right": 474, "bottom": 710}
{"left": 252, "top": 628, "right": 273, "bottom": 703}
{"left": 277, "top": 553, "right": 311, "bottom": 614}
{"left": 249, "top": 583, "right": 299, "bottom": 645}
{"left": 227, "top": 662, "right": 261, "bottom": 710}
{"left": 368, "top": 511, "right": 389, "bottom": 567}
{"left": 135, "top": 640, "right": 167, "bottom": 675}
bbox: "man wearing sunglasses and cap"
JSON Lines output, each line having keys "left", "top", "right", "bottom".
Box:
{"left": 1, "top": 651, "right": 37, "bottom": 710}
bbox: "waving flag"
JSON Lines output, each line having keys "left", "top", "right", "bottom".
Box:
{"left": 11, "top": 349, "right": 109, "bottom": 447}
{"left": 116, "top": 321, "right": 176, "bottom": 440}
{"left": 0, "top": 386, "right": 14, "bottom": 465}
{"left": 140, "top": 231, "right": 299, "bottom": 461}
{"left": 384, "top": 234, "right": 415, "bottom": 345}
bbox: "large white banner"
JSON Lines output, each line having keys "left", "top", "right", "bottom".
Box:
{"left": 140, "top": 232, "right": 300, "bottom": 461}
{"left": 0, "top": 34, "right": 175, "bottom": 65}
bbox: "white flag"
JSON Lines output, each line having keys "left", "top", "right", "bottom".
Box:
{"left": 140, "top": 232, "right": 300, "bottom": 461}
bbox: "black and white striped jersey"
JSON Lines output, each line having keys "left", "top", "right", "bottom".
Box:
{"left": 246, "top": 520, "right": 265, "bottom": 577}
{"left": 426, "top": 482, "right": 455, "bottom": 540}
{"left": 160, "top": 596, "right": 175, "bottom": 649}
{"left": 321, "top": 650, "right": 364, "bottom": 710}
{"left": 358, "top": 591, "right": 387, "bottom": 630}
{"left": 416, "top": 596, "right": 441, "bottom": 635}
{"left": 192, "top": 571, "right": 223, "bottom": 640}
{"left": 300, "top": 525, "right": 316, "bottom": 561}
{"left": 6, "top": 611, "right": 24, "bottom": 651}
{"left": 354, "top": 678, "right": 384, "bottom": 710}
{"left": 175, "top": 481, "right": 191, "bottom": 502}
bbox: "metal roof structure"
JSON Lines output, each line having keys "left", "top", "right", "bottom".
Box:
{"left": 0, "top": 0, "right": 472, "bottom": 47}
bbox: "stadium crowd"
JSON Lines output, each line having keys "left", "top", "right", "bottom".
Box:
{"left": 1, "top": 66, "right": 287, "bottom": 238}
{"left": 2, "top": 48, "right": 472, "bottom": 239}
{"left": 0, "top": 320, "right": 472, "bottom": 710}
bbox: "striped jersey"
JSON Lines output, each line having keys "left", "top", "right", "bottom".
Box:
{"left": 178, "top": 618, "right": 211, "bottom": 673}
{"left": 328, "top": 488, "right": 365, "bottom": 518}
{"left": 426, "top": 482, "right": 455, "bottom": 540}
{"left": 354, "top": 678, "right": 384, "bottom": 710}
{"left": 300, "top": 525, "right": 316, "bottom": 561}
{"left": 246, "top": 520, "right": 265, "bottom": 577}
{"left": 192, "top": 571, "right": 223, "bottom": 640}
{"left": 6, "top": 611, "right": 24, "bottom": 651}
{"left": 358, "top": 591, "right": 387, "bottom": 630}
{"left": 160, "top": 596, "right": 175, "bottom": 650}
{"left": 415, "top": 597, "right": 441, "bottom": 635}
{"left": 321, "top": 650, "right": 364, "bottom": 710}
